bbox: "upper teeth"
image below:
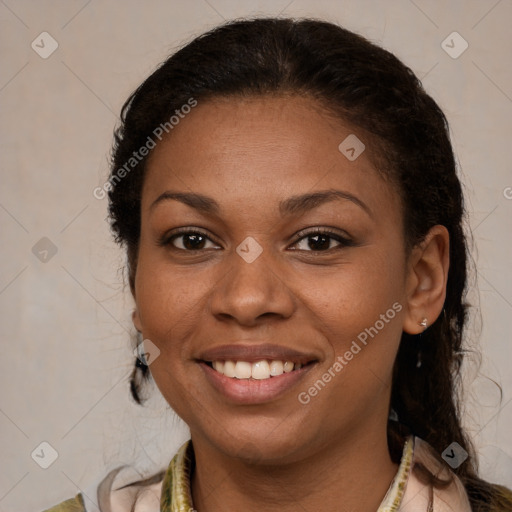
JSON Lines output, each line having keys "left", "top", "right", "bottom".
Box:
{"left": 211, "top": 360, "right": 302, "bottom": 380}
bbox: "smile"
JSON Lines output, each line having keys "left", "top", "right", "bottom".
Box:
{"left": 206, "top": 360, "right": 305, "bottom": 380}
{"left": 197, "top": 343, "right": 318, "bottom": 403}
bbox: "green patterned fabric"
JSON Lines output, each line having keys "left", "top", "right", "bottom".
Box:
{"left": 43, "top": 493, "right": 86, "bottom": 512}
{"left": 160, "top": 440, "right": 194, "bottom": 511}
{"left": 379, "top": 436, "right": 414, "bottom": 511}
{"left": 494, "top": 484, "right": 512, "bottom": 504}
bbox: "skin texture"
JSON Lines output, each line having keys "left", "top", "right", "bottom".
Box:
{"left": 132, "top": 95, "right": 449, "bottom": 512}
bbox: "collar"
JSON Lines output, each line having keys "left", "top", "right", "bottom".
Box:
{"left": 159, "top": 436, "right": 415, "bottom": 511}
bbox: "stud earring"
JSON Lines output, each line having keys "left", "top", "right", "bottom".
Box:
{"left": 419, "top": 318, "right": 428, "bottom": 329}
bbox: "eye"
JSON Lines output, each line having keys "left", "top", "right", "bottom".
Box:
{"left": 160, "top": 228, "right": 220, "bottom": 251}
{"left": 290, "top": 228, "right": 354, "bottom": 252}
{"left": 159, "top": 227, "right": 354, "bottom": 252}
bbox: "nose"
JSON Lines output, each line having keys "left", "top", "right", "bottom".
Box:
{"left": 210, "top": 246, "right": 296, "bottom": 327}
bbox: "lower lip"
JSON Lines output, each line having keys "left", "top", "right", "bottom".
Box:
{"left": 199, "top": 362, "right": 315, "bottom": 404}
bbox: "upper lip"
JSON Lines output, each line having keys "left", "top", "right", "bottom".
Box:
{"left": 198, "top": 343, "right": 318, "bottom": 364}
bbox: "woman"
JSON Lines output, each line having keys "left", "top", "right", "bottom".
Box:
{"left": 45, "top": 17, "right": 512, "bottom": 512}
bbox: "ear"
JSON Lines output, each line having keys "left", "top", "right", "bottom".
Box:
{"left": 403, "top": 225, "right": 450, "bottom": 334}
{"left": 132, "top": 308, "right": 142, "bottom": 333}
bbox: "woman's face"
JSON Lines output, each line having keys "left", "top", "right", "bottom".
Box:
{"left": 133, "top": 95, "right": 413, "bottom": 463}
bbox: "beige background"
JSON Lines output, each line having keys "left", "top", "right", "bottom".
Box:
{"left": 1, "top": 1, "right": 511, "bottom": 510}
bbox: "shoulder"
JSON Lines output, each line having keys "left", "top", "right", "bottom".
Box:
{"left": 412, "top": 439, "right": 512, "bottom": 511}
{"left": 42, "top": 493, "right": 86, "bottom": 512}
{"left": 41, "top": 465, "right": 165, "bottom": 512}
{"left": 98, "top": 465, "right": 165, "bottom": 512}
{"left": 108, "top": 477, "right": 163, "bottom": 511}
{"left": 493, "top": 482, "right": 512, "bottom": 498}
{"left": 400, "top": 436, "right": 472, "bottom": 511}
{"left": 490, "top": 483, "right": 512, "bottom": 511}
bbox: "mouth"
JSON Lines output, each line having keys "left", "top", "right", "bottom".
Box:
{"left": 196, "top": 344, "right": 318, "bottom": 404}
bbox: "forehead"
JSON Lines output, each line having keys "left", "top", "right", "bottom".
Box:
{"left": 142, "top": 95, "right": 399, "bottom": 220}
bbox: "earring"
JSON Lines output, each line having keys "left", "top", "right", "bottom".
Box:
{"left": 416, "top": 318, "right": 427, "bottom": 369}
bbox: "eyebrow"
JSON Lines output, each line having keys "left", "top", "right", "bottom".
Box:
{"left": 279, "top": 189, "right": 372, "bottom": 218}
{"left": 149, "top": 189, "right": 372, "bottom": 218}
{"left": 150, "top": 191, "right": 220, "bottom": 215}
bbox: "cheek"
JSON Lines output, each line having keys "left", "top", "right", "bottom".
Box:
{"left": 133, "top": 258, "right": 209, "bottom": 413}
{"left": 300, "top": 250, "right": 405, "bottom": 389}
{"left": 304, "top": 252, "right": 404, "bottom": 336}
{"left": 134, "top": 252, "right": 209, "bottom": 359}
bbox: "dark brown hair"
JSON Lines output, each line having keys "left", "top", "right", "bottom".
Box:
{"left": 107, "top": 17, "right": 511, "bottom": 510}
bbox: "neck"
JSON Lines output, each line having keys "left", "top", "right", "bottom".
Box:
{"left": 190, "top": 425, "right": 400, "bottom": 512}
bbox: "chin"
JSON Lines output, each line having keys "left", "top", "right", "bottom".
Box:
{"left": 206, "top": 423, "right": 312, "bottom": 465}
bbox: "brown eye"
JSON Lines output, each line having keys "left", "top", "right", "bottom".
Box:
{"left": 290, "top": 228, "right": 354, "bottom": 252}
{"left": 299, "top": 233, "right": 337, "bottom": 251}
{"left": 160, "top": 229, "right": 220, "bottom": 251}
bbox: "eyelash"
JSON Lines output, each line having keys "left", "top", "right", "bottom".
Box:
{"left": 158, "top": 226, "right": 355, "bottom": 253}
